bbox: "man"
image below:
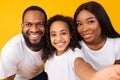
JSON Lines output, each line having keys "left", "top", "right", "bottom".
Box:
{"left": 0, "top": 6, "right": 47, "bottom": 80}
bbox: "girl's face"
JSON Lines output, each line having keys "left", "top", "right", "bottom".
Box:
{"left": 76, "top": 10, "right": 102, "bottom": 44}
{"left": 50, "top": 21, "right": 71, "bottom": 56}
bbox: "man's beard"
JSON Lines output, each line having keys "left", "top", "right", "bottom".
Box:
{"left": 22, "top": 32, "right": 44, "bottom": 51}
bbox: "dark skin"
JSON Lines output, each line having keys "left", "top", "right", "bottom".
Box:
{"left": 3, "top": 75, "right": 15, "bottom": 80}
{"left": 115, "top": 60, "right": 120, "bottom": 64}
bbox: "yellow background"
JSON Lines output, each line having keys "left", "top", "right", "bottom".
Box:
{"left": 0, "top": 0, "right": 120, "bottom": 51}
{"left": 0, "top": 0, "right": 120, "bottom": 79}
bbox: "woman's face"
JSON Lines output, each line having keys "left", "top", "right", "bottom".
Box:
{"left": 76, "top": 10, "right": 102, "bottom": 43}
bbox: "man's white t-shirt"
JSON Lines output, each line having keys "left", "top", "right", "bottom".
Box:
{"left": 0, "top": 34, "right": 44, "bottom": 80}
{"left": 45, "top": 48, "right": 84, "bottom": 80}
{"left": 80, "top": 38, "right": 120, "bottom": 70}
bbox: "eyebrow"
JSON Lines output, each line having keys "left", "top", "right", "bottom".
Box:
{"left": 76, "top": 16, "right": 96, "bottom": 22}
{"left": 50, "top": 31, "right": 55, "bottom": 34}
{"left": 86, "top": 16, "right": 96, "bottom": 20}
{"left": 23, "top": 21, "right": 44, "bottom": 24}
{"left": 61, "top": 29, "right": 67, "bottom": 32}
{"left": 50, "top": 29, "right": 67, "bottom": 33}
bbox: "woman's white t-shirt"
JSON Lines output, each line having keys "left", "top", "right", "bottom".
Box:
{"left": 80, "top": 38, "right": 120, "bottom": 70}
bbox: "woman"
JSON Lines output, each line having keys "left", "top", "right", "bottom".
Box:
{"left": 74, "top": 1, "right": 120, "bottom": 70}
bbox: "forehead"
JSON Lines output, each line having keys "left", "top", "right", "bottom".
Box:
{"left": 50, "top": 21, "right": 69, "bottom": 31}
{"left": 23, "top": 10, "right": 45, "bottom": 22}
{"left": 76, "top": 10, "right": 95, "bottom": 20}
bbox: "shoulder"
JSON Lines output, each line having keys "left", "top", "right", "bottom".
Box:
{"left": 107, "top": 38, "right": 120, "bottom": 52}
{"left": 2, "top": 33, "right": 23, "bottom": 49}
{"left": 108, "top": 37, "right": 120, "bottom": 40}
{"left": 74, "top": 48, "right": 83, "bottom": 53}
{"left": 72, "top": 48, "right": 84, "bottom": 56}
{"left": 70, "top": 48, "right": 84, "bottom": 59}
{"left": 107, "top": 37, "right": 120, "bottom": 44}
{"left": 78, "top": 40, "right": 84, "bottom": 46}
{"left": 1, "top": 33, "right": 24, "bottom": 56}
{"left": 0, "top": 34, "right": 24, "bottom": 68}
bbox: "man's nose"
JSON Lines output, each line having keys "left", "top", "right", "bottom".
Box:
{"left": 31, "top": 25, "right": 39, "bottom": 32}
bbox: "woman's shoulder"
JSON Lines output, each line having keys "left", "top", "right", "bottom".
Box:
{"left": 107, "top": 37, "right": 120, "bottom": 42}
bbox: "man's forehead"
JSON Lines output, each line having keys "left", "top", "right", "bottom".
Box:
{"left": 23, "top": 11, "right": 45, "bottom": 22}
{"left": 24, "top": 10, "right": 44, "bottom": 18}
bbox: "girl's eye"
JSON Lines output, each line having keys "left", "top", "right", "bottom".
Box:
{"left": 62, "top": 32, "right": 67, "bottom": 35}
{"left": 76, "top": 23, "right": 82, "bottom": 27}
{"left": 50, "top": 33, "right": 56, "bottom": 37}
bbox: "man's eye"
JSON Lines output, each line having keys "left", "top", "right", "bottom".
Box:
{"left": 25, "top": 23, "right": 32, "bottom": 27}
{"left": 37, "top": 23, "right": 44, "bottom": 27}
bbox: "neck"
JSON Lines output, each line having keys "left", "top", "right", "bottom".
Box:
{"left": 27, "top": 45, "right": 41, "bottom": 51}
{"left": 85, "top": 36, "right": 107, "bottom": 50}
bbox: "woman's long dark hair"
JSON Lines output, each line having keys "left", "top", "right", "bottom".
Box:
{"left": 74, "top": 1, "right": 120, "bottom": 40}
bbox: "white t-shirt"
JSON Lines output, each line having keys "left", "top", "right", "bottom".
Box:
{"left": 45, "top": 48, "right": 84, "bottom": 80}
{"left": 0, "top": 33, "right": 44, "bottom": 80}
{"left": 80, "top": 38, "right": 120, "bottom": 70}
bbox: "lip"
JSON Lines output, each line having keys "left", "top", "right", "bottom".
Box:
{"left": 29, "top": 33, "right": 41, "bottom": 41}
{"left": 56, "top": 42, "right": 65, "bottom": 47}
{"left": 82, "top": 33, "right": 92, "bottom": 39}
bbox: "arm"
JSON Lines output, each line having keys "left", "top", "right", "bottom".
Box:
{"left": 74, "top": 57, "right": 96, "bottom": 80}
{"left": 0, "top": 47, "right": 19, "bottom": 80}
{"left": 3, "top": 75, "right": 15, "bottom": 80}
{"left": 95, "top": 64, "right": 120, "bottom": 80}
{"left": 74, "top": 57, "right": 120, "bottom": 80}
{"left": 115, "top": 60, "right": 120, "bottom": 64}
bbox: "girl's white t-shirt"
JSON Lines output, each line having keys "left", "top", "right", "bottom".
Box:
{"left": 45, "top": 48, "right": 84, "bottom": 80}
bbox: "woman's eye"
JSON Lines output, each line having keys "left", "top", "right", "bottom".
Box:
{"left": 88, "top": 20, "right": 95, "bottom": 24}
{"left": 76, "top": 23, "right": 82, "bottom": 27}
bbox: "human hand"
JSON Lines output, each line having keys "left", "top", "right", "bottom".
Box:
{"left": 94, "top": 65, "right": 120, "bottom": 80}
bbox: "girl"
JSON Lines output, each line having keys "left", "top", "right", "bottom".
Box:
{"left": 44, "top": 15, "right": 120, "bottom": 80}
